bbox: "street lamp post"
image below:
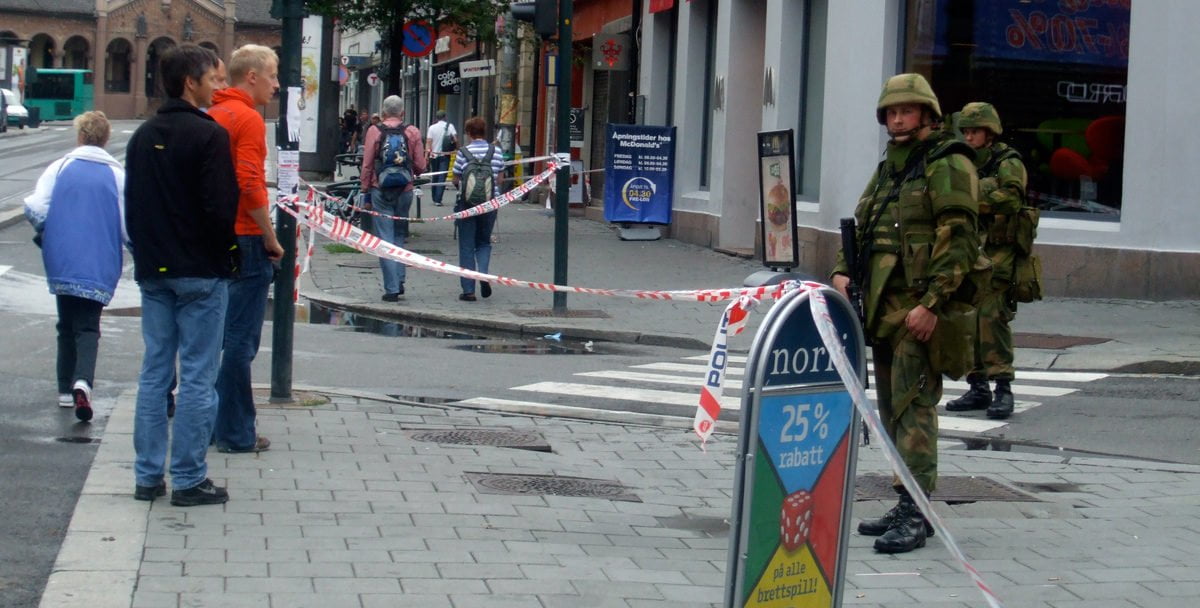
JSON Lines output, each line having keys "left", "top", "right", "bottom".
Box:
{"left": 551, "top": 0, "right": 572, "bottom": 314}
{"left": 270, "top": 0, "right": 303, "bottom": 402}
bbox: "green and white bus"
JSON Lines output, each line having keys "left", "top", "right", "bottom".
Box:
{"left": 26, "top": 68, "right": 94, "bottom": 121}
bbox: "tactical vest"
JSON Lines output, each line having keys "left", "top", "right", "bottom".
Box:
{"left": 857, "top": 135, "right": 979, "bottom": 293}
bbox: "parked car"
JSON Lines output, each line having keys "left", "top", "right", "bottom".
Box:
{"left": 2, "top": 88, "right": 29, "bottom": 128}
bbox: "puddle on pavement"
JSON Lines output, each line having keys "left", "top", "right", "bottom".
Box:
{"left": 451, "top": 342, "right": 600, "bottom": 355}
{"left": 304, "top": 302, "right": 486, "bottom": 339}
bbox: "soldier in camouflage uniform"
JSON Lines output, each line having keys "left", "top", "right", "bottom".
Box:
{"left": 944, "top": 102, "right": 1028, "bottom": 420}
{"left": 833, "top": 74, "right": 981, "bottom": 554}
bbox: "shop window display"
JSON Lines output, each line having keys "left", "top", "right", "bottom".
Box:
{"left": 904, "top": 0, "right": 1130, "bottom": 219}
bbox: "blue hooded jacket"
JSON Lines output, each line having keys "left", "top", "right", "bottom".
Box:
{"left": 25, "top": 146, "right": 126, "bottom": 305}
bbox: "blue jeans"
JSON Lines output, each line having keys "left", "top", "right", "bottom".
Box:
{"left": 429, "top": 155, "right": 451, "bottom": 204}
{"left": 134, "top": 277, "right": 228, "bottom": 490}
{"left": 457, "top": 211, "right": 497, "bottom": 294}
{"left": 213, "top": 236, "right": 274, "bottom": 451}
{"left": 370, "top": 188, "right": 413, "bottom": 294}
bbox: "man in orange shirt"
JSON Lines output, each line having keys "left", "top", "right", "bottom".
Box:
{"left": 208, "top": 44, "right": 282, "bottom": 453}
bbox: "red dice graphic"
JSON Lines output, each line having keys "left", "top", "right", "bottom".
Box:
{"left": 779, "top": 490, "right": 814, "bottom": 552}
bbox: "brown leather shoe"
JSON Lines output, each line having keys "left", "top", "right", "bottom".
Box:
{"left": 218, "top": 435, "right": 270, "bottom": 454}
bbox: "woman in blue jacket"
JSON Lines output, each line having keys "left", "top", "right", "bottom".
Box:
{"left": 24, "top": 111, "right": 127, "bottom": 422}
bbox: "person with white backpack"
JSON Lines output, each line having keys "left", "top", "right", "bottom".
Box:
{"left": 452, "top": 117, "right": 505, "bottom": 301}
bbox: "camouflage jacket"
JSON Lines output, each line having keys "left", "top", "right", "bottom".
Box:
{"left": 834, "top": 131, "right": 981, "bottom": 335}
{"left": 974, "top": 142, "right": 1028, "bottom": 218}
{"left": 974, "top": 142, "right": 1029, "bottom": 252}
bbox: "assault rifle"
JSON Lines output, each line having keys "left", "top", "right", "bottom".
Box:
{"left": 839, "top": 217, "right": 866, "bottom": 328}
{"left": 840, "top": 217, "right": 872, "bottom": 446}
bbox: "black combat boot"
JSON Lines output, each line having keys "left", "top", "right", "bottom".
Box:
{"left": 858, "top": 493, "right": 934, "bottom": 537}
{"left": 987, "top": 379, "right": 1015, "bottom": 419}
{"left": 873, "top": 493, "right": 929, "bottom": 554}
{"left": 945, "top": 375, "right": 991, "bottom": 412}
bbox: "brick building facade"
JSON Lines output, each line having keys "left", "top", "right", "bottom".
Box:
{"left": 0, "top": 0, "right": 280, "bottom": 118}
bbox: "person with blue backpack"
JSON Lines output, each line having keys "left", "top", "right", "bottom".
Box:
{"left": 359, "top": 95, "right": 426, "bottom": 301}
{"left": 452, "top": 117, "right": 506, "bottom": 302}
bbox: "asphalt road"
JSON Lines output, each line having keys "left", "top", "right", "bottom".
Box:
{"left": 0, "top": 120, "right": 137, "bottom": 215}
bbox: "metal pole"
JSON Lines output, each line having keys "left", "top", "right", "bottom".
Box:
{"left": 496, "top": 15, "right": 519, "bottom": 167}
{"left": 552, "top": 0, "right": 572, "bottom": 314}
{"left": 270, "top": 0, "right": 302, "bottom": 402}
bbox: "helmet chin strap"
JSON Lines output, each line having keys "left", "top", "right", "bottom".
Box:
{"left": 888, "top": 119, "right": 933, "bottom": 144}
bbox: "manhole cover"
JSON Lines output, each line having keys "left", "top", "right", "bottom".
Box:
{"left": 464, "top": 473, "right": 641, "bottom": 502}
{"left": 510, "top": 309, "right": 610, "bottom": 319}
{"left": 408, "top": 429, "right": 551, "bottom": 452}
{"left": 855, "top": 475, "right": 1039, "bottom": 503}
{"left": 1014, "top": 333, "right": 1110, "bottom": 349}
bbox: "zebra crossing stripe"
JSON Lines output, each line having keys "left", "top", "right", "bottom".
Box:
{"left": 511, "top": 381, "right": 740, "bottom": 410}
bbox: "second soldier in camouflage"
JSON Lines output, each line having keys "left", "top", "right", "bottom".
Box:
{"left": 945, "top": 102, "right": 1029, "bottom": 420}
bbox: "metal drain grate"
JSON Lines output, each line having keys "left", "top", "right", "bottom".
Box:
{"left": 855, "top": 475, "right": 1040, "bottom": 503}
{"left": 510, "top": 308, "right": 611, "bottom": 319}
{"left": 464, "top": 473, "right": 641, "bottom": 502}
{"left": 408, "top": 429, "right": 551, "bottom": 452}
{"left": 1014, "top": 332, "right": 1110, "bottom": 349}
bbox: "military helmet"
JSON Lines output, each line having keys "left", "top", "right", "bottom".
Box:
{"left": 876, "top": 73, "right": 942, "bottom": 125}
{"left": 958, "top": 102, "right": 1003, "bottom": 136}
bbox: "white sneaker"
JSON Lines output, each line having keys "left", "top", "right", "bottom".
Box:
{"left": 57, "top": 394, "right": 73, "bottom": 408}
{"left": 72, "top": 380, "right": 93, "bottom": 422}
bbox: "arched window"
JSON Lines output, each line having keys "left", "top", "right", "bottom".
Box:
{"left": 64, "top": 36, "right": 90, "bottom": 70}
{"left": 146, "top": 37, "right": 176, "bottom": 98}
{"left": 105, "top": 38, "right": 133, "bottom": 93}
{"left": 29, "top": 33, "right": 56, "bottom": 69}
{"left": 199, "top": 41, "right": 220, "bottom": 58}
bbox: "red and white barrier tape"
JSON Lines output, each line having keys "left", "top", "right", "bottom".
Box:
{"left": 276, "top": 198, "right": 804, "bottom": 305}
{"left": 306, "top": 161, "right": 558, "bottom": 224}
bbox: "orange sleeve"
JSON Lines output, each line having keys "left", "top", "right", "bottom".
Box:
{"left": 234, "top": 114, "right": 268, "bottom": 211}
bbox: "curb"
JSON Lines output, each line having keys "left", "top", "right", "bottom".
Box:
{"left": 298, "top": 271, "right": 712, "bottom": 350}
{"left": 0, "top": 206, "right": 25, "bottom": 230}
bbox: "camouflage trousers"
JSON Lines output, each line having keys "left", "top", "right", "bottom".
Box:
{"left": 872, "top": 292, "right": 942, "bottom": 494}
{"left": 970, "top": 243, "right": 1018, "bottom": 381}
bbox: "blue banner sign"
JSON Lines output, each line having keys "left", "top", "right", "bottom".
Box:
{"left": 604, "top": 124, "right": 676, "bottom": 225}
{"left": 973, "top": 0, "right": 1130, "bottom": 68}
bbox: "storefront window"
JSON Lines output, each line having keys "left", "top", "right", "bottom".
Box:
{"left": 904, "top": 0, "right": 1130, "bottom": 219}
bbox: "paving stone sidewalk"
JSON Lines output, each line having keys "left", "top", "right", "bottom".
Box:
{"left": 42, "top": 388, "right": 1200, "bottom": 607}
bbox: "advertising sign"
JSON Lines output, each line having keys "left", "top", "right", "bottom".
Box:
{"left": 299, "top": 15, "right": 323, "bottom": 153}
{"left": 973, "top": 0, "right": 1130, "bottom": 67}
{"left": 568, "top": 108, "right": 585, "bottom": 147}
{"left": 435, "top": 64, "right": 461, "bottom": 95}
{"left": 592, "top": 33, "right": 631, "bottom": 71}
{"left": 603, "top": 124, "right": 675, "bottom": 225}
{"left": 460, "top": 59, "right": 496, "bottom": 79}
{"left": 725, "top": 288, "right": 864, "bottom": 608}
{"left": 757, "top": 130, "right": 799, "bottom": 269}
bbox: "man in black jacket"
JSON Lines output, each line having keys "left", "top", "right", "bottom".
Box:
{"left": 125, "top": 44, "right": 240, "bottom": 507}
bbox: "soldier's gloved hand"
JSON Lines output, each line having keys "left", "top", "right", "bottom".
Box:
{"left": 979, "top": 177, "right": 998, "bottom": 196}
{"left": 905, "top": 305, "right": 938, "bottom": 342}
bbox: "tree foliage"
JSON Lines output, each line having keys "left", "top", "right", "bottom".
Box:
{"left": 306, "top": 0, "right": 510, "bottom": 90}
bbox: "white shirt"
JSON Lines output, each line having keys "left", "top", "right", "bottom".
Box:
{"left": 426, "top": 120, "right": 457, "bottom": 154}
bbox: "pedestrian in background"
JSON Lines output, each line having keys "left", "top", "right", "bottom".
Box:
{"left": 125, "top": 44, "right": 239, "bottom": 507}
{"left": 452, "top": 117, "right": 505, "bottom": 302}
{"left": 945, "top": 102, "right": 1030, "bottom": 421}
{"left": 208, "top": 44, "right": 283, "bottom": 454}
{"left": 359, "top": 95, "right": 425, "bottom": 301}
{"left": 832, "top": 74, "right": 982, "bottom": 553}
{"left": 23, "top": 111, "right": 126, "bottom": 422}
{"left": 425, "top": 110, "right": 457, "bottom": 207}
